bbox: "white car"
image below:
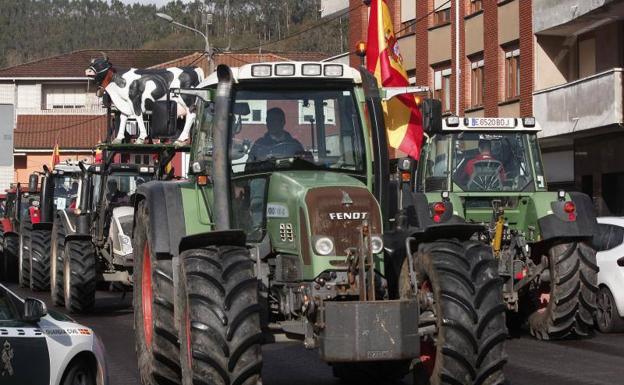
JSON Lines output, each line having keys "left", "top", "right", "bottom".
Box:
{"left": 0, "top": 284, "right": 108, "bottom": 385}
{"left": 595, "top": 217, "right": 624, "bottom": 332}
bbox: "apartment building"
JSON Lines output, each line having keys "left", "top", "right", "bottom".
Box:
{"left": 533, "top": 0, "right": 624, "bottom": 216}
{"left": 348, "top": 0, "right": 623, "bottom": 215}
{"left": 349, "top": 0, "right": 534, "bottom": 118}
{"left": 0, "top": 49, "right": 327, "bottom": 189}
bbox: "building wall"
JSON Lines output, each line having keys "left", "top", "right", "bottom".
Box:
{"left": 14, "top": 152, "right": 94, "bottom": 185}
{"left": 349, "top": 0, "right": 533, "bottom": 118}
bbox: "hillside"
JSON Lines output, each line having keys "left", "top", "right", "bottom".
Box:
{"left": 0, "top": 0, "right": 348, "bottom": 68}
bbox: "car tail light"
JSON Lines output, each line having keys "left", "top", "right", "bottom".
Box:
{"left": 432, "top": 202, "right": 446, "bottom": 223}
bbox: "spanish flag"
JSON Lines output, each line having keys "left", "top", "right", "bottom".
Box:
{"left": 366, "top": 0, "right": 423, "bottom": 159}
{"left": 52, "top": 143, "right": 60, "bottom": 165}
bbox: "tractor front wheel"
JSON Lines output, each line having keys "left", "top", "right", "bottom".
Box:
{"left": 63, "top": 239, "right": 96, "bottom": 313}
{"left": 19, "top": 216, "right": 32, "bottom": 288}
{"left": 133, "top": 201, "right": 181, "bottom": 385}
{"left": 528, "top": 241, "right": 598, "bottom": 340}
{"left": 177, "top": 245, "right": 263, "bottom": 385}
{"left": 30, "top": 229, "right": 51, "bottom": 291}
{"left": 402, "top": 239, "right": 508, "bottom": 385}
{"left": 3, "top": 234, "right": 19, "bottom": 283}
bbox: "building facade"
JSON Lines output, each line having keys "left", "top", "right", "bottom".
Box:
{"left": 348, "top": 0, "right": 623, "bottom": 216}
{"left": 349, "top": 0, "right": 534, "bottom": 118}
{"left": 533, "top": 0, "right": 624, "bottom": 216}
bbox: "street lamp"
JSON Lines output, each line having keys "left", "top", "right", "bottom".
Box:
{"left": 156, "top": 12, "right": 214, "bottom": 73}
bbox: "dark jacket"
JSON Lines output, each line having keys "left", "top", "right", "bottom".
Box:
{"left": 248, "top": 131, "right": 304, "bottom": 162}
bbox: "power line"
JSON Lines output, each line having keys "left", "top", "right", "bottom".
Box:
{"left": 232, "top": 2, "right": 364, "bottom": 53}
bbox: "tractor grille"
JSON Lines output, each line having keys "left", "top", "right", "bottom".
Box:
{"left": 305, "top": 187, "right": 381, "bottom": 256}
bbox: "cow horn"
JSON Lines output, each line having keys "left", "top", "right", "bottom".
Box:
{"left": 100, "top": 51, "right": 108, "bottom": 61}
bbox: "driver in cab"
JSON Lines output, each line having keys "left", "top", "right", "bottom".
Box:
{"left": 247, "top": 107, "right": 304, "bottom": 163}
{"left": 463, "top": 139, "right": 506, "bottom": 181}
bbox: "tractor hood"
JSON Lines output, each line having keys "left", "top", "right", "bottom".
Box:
{"left": 265, "top": 171, "right": 383, "bottom": 280}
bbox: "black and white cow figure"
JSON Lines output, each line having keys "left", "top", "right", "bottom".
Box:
{"left": 85, "top": 53, "right": 204, "bottom": 145}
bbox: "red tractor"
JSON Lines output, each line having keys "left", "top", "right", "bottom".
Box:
{"left": 0, "top": 175, "right": 40, "bottom": 283}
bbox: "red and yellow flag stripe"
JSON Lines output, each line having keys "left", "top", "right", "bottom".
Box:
{"left": 366, "top": 0, "right": 424, "bottom": 159}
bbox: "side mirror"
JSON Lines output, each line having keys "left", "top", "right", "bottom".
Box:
{"left": 28, "top": 173, "right": 39, "bottom": 193}
{"left": 422, "top": 99, "right": 442, "bottom": 134}
{"left": 23, "top": 297, "right": 47, "bottom": 322}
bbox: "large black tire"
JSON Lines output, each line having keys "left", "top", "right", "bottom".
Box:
{"left": 401, "top": 239, "right": 507, "bottom": 385}
{"left": 528, "top": 241, "right": 598, "bottom": 340}
{"left": 3, "top": 234, "right": 19, "bottom": 283}
{"left": 19, "top": 216, "right": 32, "bottom": 288}
{"left": 50, "top": 219, "right": 67, "bottom": 306}
{"left": 596, "top": 285, "right": 624, "bottom": 333}
{"left": 178, "top": 246, "right": 263, "bottom": 385}
{"left": 63, "top": 239, "right": 97, "bottom": 313}
{"left": 30, "top": 228, "right": 52, "bottom": 291}
{"left": 60, "top": 357, "right": 96, "bottom": 385}
{"left": 133, "top": 201, "right": 181, "bottom": 385}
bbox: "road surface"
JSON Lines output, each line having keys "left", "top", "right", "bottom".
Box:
{"left": 7, "top": 284, "right": 624, "bottom": 385}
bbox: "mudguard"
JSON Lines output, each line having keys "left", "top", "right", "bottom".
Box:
{"left": 135, "top": 180, "right": 187, "bottom": 257}
{"left": 179, "top": 230, "right": 247, "bottom": 254}
{"left": 537, "top": 192, "right": 598, "bottom": 242}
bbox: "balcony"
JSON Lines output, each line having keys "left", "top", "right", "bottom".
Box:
{"left": 534, "top": 68, "right": 624, "bottom": 138}
{"left": 534, "top": 0, "right": 624, "bottom": 35}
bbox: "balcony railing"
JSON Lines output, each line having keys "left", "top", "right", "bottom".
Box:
{"left": 533, "top": 68, "right": 624, "bottom": 138}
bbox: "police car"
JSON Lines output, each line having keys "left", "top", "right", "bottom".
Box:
{"left": 0, "top": 284, "right": 108, "bottom": 385}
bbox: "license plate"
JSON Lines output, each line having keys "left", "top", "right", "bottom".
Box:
{"left": 467, "top": 118, "right": 516, "bottom": 128}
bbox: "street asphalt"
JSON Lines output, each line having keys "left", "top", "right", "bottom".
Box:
{"left": 6, "top": 284, "right": 624, "bottom": 385}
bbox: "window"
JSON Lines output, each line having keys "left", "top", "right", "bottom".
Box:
{"left": 504, "top": 48, "right": 520, "bottom": 100}
{"left": 43, "top": 85, "right": 86, "bottom": 109}
{"left": 434, "top": 67, "right": 452, "bottom": 112}
{"left": 470, "top": 0, "right": 483, "bottom": 13}
{"left": 433, "top": 0, "right": 451, "bottom": 26}
{"left": 470, "top": 57, "right": 484, "bottom": 107}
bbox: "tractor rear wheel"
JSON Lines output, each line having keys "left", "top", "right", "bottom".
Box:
{"left": 51, "top": 219, "right": 67, "bottom": 306}
{"left": 3, "top": 234, "right": 19, "bottom": 283}
{"left": 133, "top": 201, "right": 181, "bottom": 385}
{"left": 19, "top": 216, "right": 32, "bottom": 288}
{"left": 402, "top": 239, "right": 507, "bottom": 385}
{"left": 30, "top": 228, "right": 51, "bottom": 291}
{"left": 528, "top": 241, "right": 598, "bottom": 340}
{"left": 63, "top": 239, "right": 96, "bottom": 313}
{"left": 177, "top": 246, "right": 263, "bottom": 385}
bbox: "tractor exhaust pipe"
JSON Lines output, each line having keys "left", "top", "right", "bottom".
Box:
{"left": 212, "top": 65, "right": 234, "bottom": 231}
{"left": 39, "top": 165, "right": 55, "bottom": 223}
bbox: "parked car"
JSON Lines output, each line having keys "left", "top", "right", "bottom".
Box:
{"left": 0, "top": 284, "right": 108, "bottom": 385}
{"left": 595, "top": 217, "right": 624, "bottom": 332}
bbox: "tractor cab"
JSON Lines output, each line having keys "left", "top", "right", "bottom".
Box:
{"left": 418, "top": 116, "right": 545, "bottom": 194}
{"left": 50, "top": 162, "right": 85, "bottom": 211}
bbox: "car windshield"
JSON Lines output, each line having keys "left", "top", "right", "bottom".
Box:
{"left": 54, "top": 174, "right": 80, "bottom": 210}
{"left": 229, "top": 88, "right": 365, "bottom": 175}
{"left": 422, "top": 132, "right": 536, "bottom": 192}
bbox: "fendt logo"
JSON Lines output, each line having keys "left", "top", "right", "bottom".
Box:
{"left": 328, "top": 212, "right": 369, "bottom": 220}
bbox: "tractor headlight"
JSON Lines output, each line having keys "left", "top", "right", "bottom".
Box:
{"left": 371, "top": 235, "right": 384, "bottom": 254}
{"left": 314, "top": 237, "right": 334, "bottom": 256}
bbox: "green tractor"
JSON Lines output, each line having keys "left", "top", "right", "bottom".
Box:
{"left": 133, "top": 62, "right": 508, "bottom": 385}
{"left": 416, "top": 116, "right": 599, "bottom": 340}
